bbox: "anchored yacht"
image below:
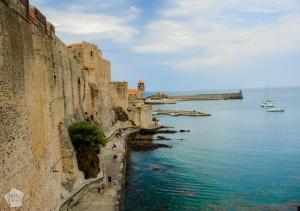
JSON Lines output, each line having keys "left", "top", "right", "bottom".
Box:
{"left": 261, "top": 100, "right": 275, "bottom": 108}
{"left": 267, "top": 107, "right": 285, "bottom": 112}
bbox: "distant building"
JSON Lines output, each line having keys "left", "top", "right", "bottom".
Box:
{"left": 127, "top": 80, "right": 152, "bottom": 127}
{"left": 128, "top": 80, "right": 145, "bottom": 103}
{"left": 128, "top": 88, "right": 139, "bottom": 97}
{"left": 68, "top": 41, "right": 111, "bottom": 88}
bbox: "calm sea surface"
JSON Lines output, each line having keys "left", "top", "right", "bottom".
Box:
{"left": 125, "top": 87, "right": 300, "bottom": 210}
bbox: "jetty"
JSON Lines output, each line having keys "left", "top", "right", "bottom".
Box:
{"left": 146, "top": 90, "right": 243, "bottom": 104}
{"left": 153, "top": 109, "right": 211, "bottom": 117}
{"left": 168, "top": 91, "right": 243, "bottom": 101}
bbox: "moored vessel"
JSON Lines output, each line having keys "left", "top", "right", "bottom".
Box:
{"left": 261, "top": 100, "right": 275, "bottom": 108}
{"left": 267, "top": 107, "right": 285, "bottom": 112}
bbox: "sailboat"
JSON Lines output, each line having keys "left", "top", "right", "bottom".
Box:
{"left": 261, "top": 86, "right": 285, "bottom": 112}
{"left": 261, "top": 87, "right": 275, "bottom": 108}
{"left": 261, "top": 100, "right": 275, "bottom": 108}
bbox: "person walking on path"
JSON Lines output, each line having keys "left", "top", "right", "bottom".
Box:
{"left": 97, "top": 183, "right": 105, "bottom": 194}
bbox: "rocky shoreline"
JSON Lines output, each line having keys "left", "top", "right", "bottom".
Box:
{"left": 127, "top": 127, "right": 189, "bottom": 151}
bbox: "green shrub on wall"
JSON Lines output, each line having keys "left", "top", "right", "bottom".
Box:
{"left": 68, "top": 121, "right": 107, "bottom": 151}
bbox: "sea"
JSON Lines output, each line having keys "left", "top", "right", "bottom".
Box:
{"left": 125, "top": 87, "right": 300, "bottom": 210}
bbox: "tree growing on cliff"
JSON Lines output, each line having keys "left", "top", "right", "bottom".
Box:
{"left": 68, "top": 121, "right": 107, "bottom": 152}
{"left": 68, "top": 121, "right": 106, "bottom": 178}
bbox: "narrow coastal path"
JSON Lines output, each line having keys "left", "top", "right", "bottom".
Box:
{"left": 71, "top": 128, "right": 137, "bottom": 211}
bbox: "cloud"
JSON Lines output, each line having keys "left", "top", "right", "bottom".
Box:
{"left": 132, "top": 0, "right": 300, "bottom": 71}
{"left": 36, "top": 0, "right": 140, "bottom": 44}
{"left": 47, "top": 11, "right": 137, "bottom": 43}
{"left": 162, "top": 0, "right": 298, "bottom": 17}
{"left": 133, "top": 20, "right": 195, "bottom": 53}
{"left": 125, "top": 6, "right": 141, "bottom": 20}
{"left": 176, "top": 13, "right": 300, "bottom": 69}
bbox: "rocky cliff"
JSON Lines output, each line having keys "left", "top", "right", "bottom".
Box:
{"left": 0, "top": 0, "right": 153, "bottom": 209}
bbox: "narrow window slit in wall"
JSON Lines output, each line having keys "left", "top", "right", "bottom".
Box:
{"left": 78, "top": 78, "right": 81, "bottom": 104}
{"left": 54, "top": 75, "right": 56, "bottom": 85}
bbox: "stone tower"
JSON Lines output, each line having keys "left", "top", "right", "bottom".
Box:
{"left": 137, "top": 80, "right": 145, "bottom": 99}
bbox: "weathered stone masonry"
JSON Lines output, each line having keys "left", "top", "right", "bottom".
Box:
{"left": 0, "top": 0, "right": 153, "bottom": 209}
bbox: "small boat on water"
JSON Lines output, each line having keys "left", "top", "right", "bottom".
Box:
{"left": 170, "top": 112, "right": 179, "bottom": 116}
{"left": 260, "top": 88, "right": 285, "bottom": 112}
{"left": 267, "top": 107, "right": 285, "bottom": 112}
{"left": 261, "top": 87, "right": 276, "bottom": 108}
{"left": 261, "top": 100, "right": 275, "bottom": 108}
{"left": 152, "top": 112, "right": 158, "bottom": 115}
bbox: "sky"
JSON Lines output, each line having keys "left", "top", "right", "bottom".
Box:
{"left": 31, "top": 0, "right": 300, "bottom": 91}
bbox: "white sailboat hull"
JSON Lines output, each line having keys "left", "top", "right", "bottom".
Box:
{"left": 267, "top": 107, "right": 285, "bottom": 112}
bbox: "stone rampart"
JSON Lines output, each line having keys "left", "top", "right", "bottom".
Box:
{"left": 0, "top": 1, "right": 152, "bottom": 209}
{"left": 110, "top": 81, "right": 128, "bottom": 110}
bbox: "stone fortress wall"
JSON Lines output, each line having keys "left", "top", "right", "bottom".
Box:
{"left": 110, "top": 81, "right": 129, "bottom": 110}
{"left": 0, "top": 0, "right": 153, "bottom": 209}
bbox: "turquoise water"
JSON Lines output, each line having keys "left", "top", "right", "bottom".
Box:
{"left": 125, "top": 87, "right": 300, "bottom": 210}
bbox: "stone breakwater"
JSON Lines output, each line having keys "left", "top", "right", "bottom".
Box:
{"left": 0, "top": 0, "right": 153, "bottom": 209}
{"left": 153, "top": 109, "right": 211, "bottom": 116}
{"left": 149, "top": 90, "right": 243, "bottom": 101}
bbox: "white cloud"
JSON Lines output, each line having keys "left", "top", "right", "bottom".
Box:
{"left": 65, "top": 0, "right": 124, "bottom": 12}
{"left": 133, "top": 20, "right": 195, "bottom": 53}
{"left": 132, "top": 0, "right": 300, "bottom": 71}
{"left": 125, "top": 6, "right": 141, "bottom": 20}
{"left": 47, "top": 11, "right": 137, "bottom": 43}
{"left": 162, "top": 0, "right": 298, "bottom": 17}
{"left": 38, "top": 1, "right": 140, "bottom": 44}
{"left": 175, "top": 14, "right": 300, "bottom": 69}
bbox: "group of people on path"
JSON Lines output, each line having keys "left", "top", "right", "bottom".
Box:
{"left": 107, "top": 175, "right": 119, "bottom": 185}
{"left": 96, "top": 128, "right": 125, "bottom": 195}
{"left": 97, "top": 174, "right": 119, "bottom": 193}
